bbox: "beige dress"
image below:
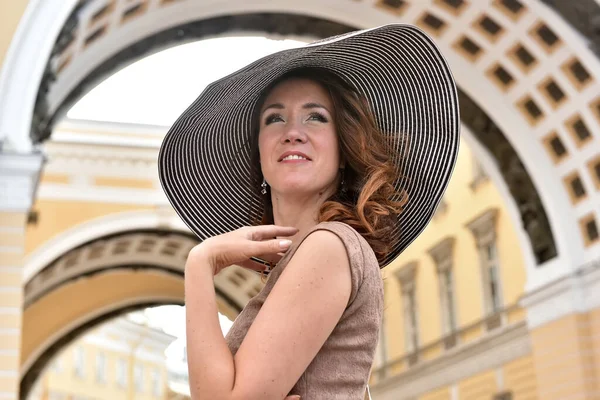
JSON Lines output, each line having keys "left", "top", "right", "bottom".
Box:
{"left": 225, "top": 221, "right": 384, "bottom": 399}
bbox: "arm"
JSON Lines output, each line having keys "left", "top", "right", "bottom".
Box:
{"left": 185, "top": 229, "right": 352, "bottom": 400}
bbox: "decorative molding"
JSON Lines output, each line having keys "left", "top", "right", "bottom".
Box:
{"left": 0, "top": 151, "right": 45, "bottom": 212}
{"left": 370, "top": 322, "right": 530, "bottom": 400}
{"left": 395, "top": 261, "right": 418, "bottom": 292}
{"left": 465, "top": 208, "right": 499, "bottom": 246}
{"left": 11, "top": 0, "right": 599, "bottom": 272}
{"left": 427, "top": 237, "right": 455, "bottom": 272}
{"left": 23, "top": 209, "right": 188, "bottom": 283}
{"left": 24, "top": 229, "right": 258, "bottom": 313}
{"left": 520, "top": 257, "right": 600, "bottom": 328}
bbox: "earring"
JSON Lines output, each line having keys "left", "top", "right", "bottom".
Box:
{"left": 340, "top": 170, "right": 347, "bottom": 194}
{"left": 261, "top": 179, "right": 267, "bottom": 195}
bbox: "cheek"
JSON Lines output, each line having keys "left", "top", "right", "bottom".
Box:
{"left": 320, "top": 129, "right": 341, "bottom": 168}
{"left": 258, "top": 131, "right": 277, "bottom": 168}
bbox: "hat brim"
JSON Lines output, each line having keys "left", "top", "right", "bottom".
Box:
{"left": 158, "top": 23, "right": 460, "bottom": 268}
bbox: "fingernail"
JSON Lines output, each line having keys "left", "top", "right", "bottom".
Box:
{"left": 279, "top": 239, "right": 292, "bottom": 249}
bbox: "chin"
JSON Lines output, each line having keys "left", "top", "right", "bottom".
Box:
{"left": 278, "top": 182, "right": 334, "bottom": 198}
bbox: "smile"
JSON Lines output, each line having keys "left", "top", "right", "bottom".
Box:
{"left": 278, "top": 152, "right": 312, "bottom": 162}
{"left": 282, "top": 155, "right": 309, "bottom": 161}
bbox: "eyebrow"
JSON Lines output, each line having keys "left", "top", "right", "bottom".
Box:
{"left": 261, "top": 102, "right": 331, "bottom": 115}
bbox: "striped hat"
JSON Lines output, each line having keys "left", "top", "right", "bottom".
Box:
{"left": 158, "top": 23, "right": 460, "bottom": 268}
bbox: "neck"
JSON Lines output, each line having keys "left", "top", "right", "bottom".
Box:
{"left": 270, "top": 190, "right": 333, "bottom": 242}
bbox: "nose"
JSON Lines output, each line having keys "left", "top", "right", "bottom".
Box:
{"left": 281, "top": 121, "right": 307, "bottom": 144}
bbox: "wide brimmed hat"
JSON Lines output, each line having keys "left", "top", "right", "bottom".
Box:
{"left": 158, "top": 23, "right": 460, "bottom": 268}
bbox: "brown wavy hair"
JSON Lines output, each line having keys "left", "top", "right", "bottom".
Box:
{"left": 249, "top": 68, "right": 408, "bottom": 263}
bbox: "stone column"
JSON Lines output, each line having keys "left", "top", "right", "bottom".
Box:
{"left": 0, "top": 151, "right": 44, "bottom": 399}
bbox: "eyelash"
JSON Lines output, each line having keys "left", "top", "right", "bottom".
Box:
{"left": 264, "top": 112, "right": 329, "bottom": 125}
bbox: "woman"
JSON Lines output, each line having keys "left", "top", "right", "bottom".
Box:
{"left": 158, "top": 24, "right": 460, "bottom": 399}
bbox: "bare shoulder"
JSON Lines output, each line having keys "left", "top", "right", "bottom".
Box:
{"left": 290, "top": 227, "right": 351, "bottom": 274}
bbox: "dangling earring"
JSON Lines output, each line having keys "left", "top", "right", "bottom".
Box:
{"left": 340, "top": 169, "right": 347, "bottom": 194}
{"left": 261, "top": 179, "right": 267, "bottom": 195}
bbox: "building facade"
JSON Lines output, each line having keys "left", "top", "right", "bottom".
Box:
{"left": 1, "top": 1, "right": 600, "bottom": 399}
{"left": 369, "top": 143, "right": 534, "bottom": 399}
{"left": 27, "top": 315, "right": 175, "bottom": 400}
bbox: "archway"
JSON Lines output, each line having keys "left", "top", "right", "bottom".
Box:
{"left": 20, "top": 227, "right": 266, "bottom": 398}
{"left": 2, "top": 0, "right": 600, "bottom": 397}
{"left": 4, "top": 0, "right": 600, "bottom": 283}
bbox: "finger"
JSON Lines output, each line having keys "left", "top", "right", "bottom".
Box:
{"left": 249, "top": 225, "right": 298, "bottom": 241}
{"left": 255, "top": 252, "right": 285, "bottom": 265}
{"left": 248, "top": 239, "right": 293, "bottom": 258}
{"left": 237, "top": 259, "right": 268, "bottom": 271}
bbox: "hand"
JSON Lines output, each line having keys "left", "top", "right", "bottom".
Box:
{"left": 189, "top": 225, "right": 299, "bottom": 275}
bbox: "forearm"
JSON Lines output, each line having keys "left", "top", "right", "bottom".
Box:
{"left": 185, "top": 252, "right": 236, "bottom": 399}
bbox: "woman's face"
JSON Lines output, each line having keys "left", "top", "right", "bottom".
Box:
{"left": 258, "top": 77, "right": 342, "bottom": 198}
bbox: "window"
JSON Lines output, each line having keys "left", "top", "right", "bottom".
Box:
{"left": 484, "top": 242, "right": 502, "bottom": 313}
{"left": 395, "top": 262, "right": 419, "bottom": 364}
{"left": 116, "top": 358, "right": 127, "bottom": 388}
{"left": 405, "top": 290, "right": 419, "bottom": 352}
{"left": 373, "top": 313, "right": 388, "bottom": 378}
{"left": 73, "top": 346, "right": 85, "bottom": 378}
{"left": 466, "top": 209, "right": 504, "bottom": 320}
{"left": 134, "top": 363, "right": 144, "bottom": 392}
{"left": 428, "top": 237, "right": 458, "bottom": 348}
{"left": 95, "top": 352, "right": 106, "bottom": 384}
{"left": 152, "top": 368, "right": 162, "bottom": 397}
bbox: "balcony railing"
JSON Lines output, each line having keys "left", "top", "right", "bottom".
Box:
{"left": 371, "top": 302, "right": 523, "bottom": 382}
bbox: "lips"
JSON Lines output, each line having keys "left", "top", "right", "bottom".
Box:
{"left": 278, "top": 151, "right": 312, "bottom": 162}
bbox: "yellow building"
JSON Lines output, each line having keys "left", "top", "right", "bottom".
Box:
{"left": 1, "top": 1, "right": 600, "bottom": 400}
{"left": 370, "top": 142, "right": 533, "bottom": 399}
{"left": 27, "top": 314, "right": 176, "bottom": 400}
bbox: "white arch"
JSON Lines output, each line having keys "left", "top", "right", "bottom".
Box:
{"left": 3, "top": 0, "right": 589, "bottom": 289}
{"left": 0, "top": 0, "right": 78, "bottom": 152}
{"left": 23, "top": 209, "right": 190, "bottom": 284}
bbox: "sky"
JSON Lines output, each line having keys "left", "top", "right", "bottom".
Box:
{"left": 68, "top": 36, "right": 305, "bottom": 125}
{"left": 68, "top": 36, "right": 306, "bottom": 367}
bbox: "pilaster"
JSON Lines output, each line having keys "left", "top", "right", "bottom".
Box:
{"left": 0, "top": 151, "right": 44, "bottom": 399}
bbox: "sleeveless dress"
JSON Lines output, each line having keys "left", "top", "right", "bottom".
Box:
{"left": 225, "top": 221, "right": 384, "bottom": 399}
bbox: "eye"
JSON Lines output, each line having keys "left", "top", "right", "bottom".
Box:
{"left": 264, "top": 114, "right": 284, "bottom": 125}
{"left": 308, "top": 112, "right": 328, "bottom": 123}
